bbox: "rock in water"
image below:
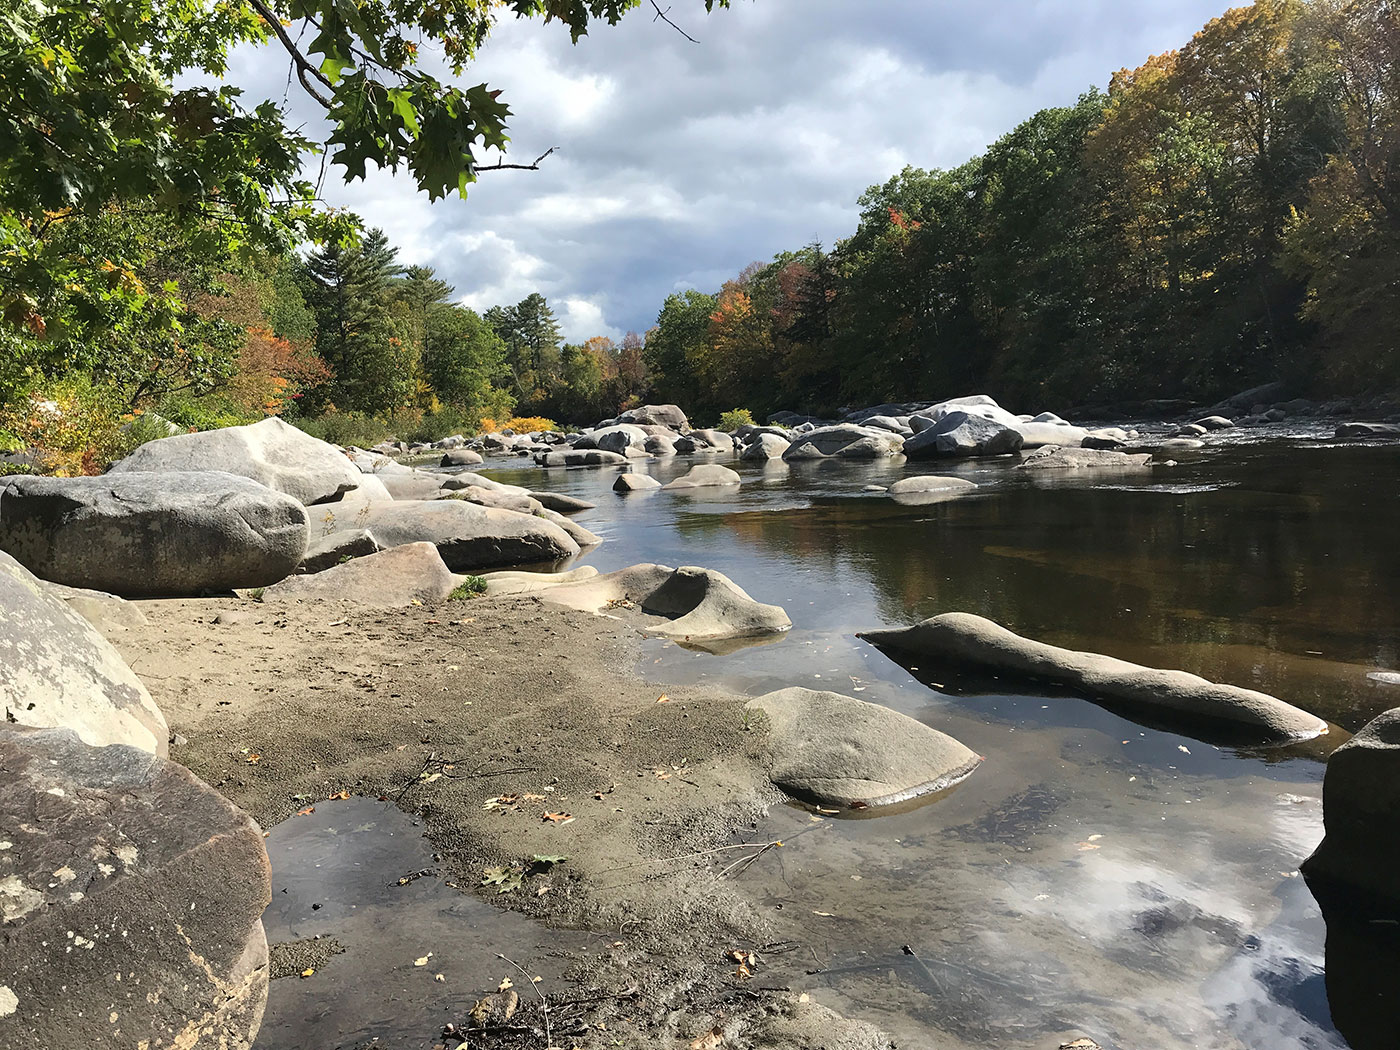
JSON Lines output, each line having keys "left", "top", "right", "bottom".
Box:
{"left": 264, "top": 542, "right": 455, "bottom": 606}
{"left": 663, "top": 464, "right": 742, "bottom": 489}
{"left": 439, "top": 449, "right": 484, "bottom": 466}
{"left": 746, "top": 687, "right": 981, "bottom": 808}
{"left": 109, "top": 416, "right": 365, "bottom": 505}
{"left": 0, "top": 725, "right": 271, "bottom": 1050}
{"left": 307, "top": 499, "right": 578, "bottom": 571}
{"left": 1303, "top": 708, "right": 1400, "bottom": 906}
{"left": 535, "top": 450, "right": 629, "bottom": 468}
{"left": 528, "top": 492, "right": 596, "bottom": 513}
{"left": 740, "top": 433, "right": 791, "bottom": 461}
{"left": 782, "top": 424, "right": 903, "bottom": 460}
{"left": 1336, "top": 422, "right": 1400, "bottom": 439}
{"left": 613, "top": 473, "right": 662, "bottom": 492}
{"left": 887, "top": 476, "right": 978, "bottom": 494}
{"left": 0, "top": 552, "right": 167, "bottom": 756}
{"left": 1018, "top": 447, "right": 1153, "bottom": 471}
{"left": 860, "top": 612, "right": 1328, "bottom": 744}
{"left": 903, "top": 412, "right": 1023, "bottom": 459}
{"left": 0, "top": 472, "right": 308, "bottom": 597}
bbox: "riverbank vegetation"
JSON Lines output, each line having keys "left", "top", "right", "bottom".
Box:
{"left": 1, "top": 0, "right": 1396, "bottom": 472}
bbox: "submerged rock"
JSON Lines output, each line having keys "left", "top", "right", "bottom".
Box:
{"left": 264, "top": 542, "right": 456, "bottom": 607}
{"left": 1303, "top": 708, "right": 1400, "bottom": 906}
{"left": 0, "top": 726, "right": 271, "bottom": 1050}
{"left": 0, "top": 472, "right": 308, "bottom": 597}
{"left": 887, "top": 475, "right": 978, "bottom": 495}
{"left": 746, "top": 687, "right": 981, "bottom": 808}
{"left": 663, "top": 464, "right": 742, "bottom": 489}
{"left": 860, "top": 612, "right": 1328, "bottom": 744}
{"left": 109, "top": 416, "right": 364, "bottom": 505}
{"left": 0, "top": 552, "right": 167, "bottom": 756}
{"left": 1018, "top": 447, "right": 1153, "bottom": 471}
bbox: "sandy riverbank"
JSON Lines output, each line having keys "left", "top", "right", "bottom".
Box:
{"left": 109, "top": 593, "right": 891, "bottom": 1049}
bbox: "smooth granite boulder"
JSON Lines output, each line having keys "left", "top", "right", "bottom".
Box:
{"left": 861, "top": 612, "right": 1329, "bottom": 744}
{"left": 613, "top": 472, "right": 662, "bottom": 492}
{"left": 0, "top": 552, "right": 167, "bottom": 756}
{"left": 1303, "top": 709, "right": 1400, "bottom": 906}
{"left": 0, "top": 726, "right": 271, "bottom": 1050}
{"left": 298, "top": 528, "right": 384, "bottom": 573}
{"left": 536, "top": 450, "right": 629, "bottom": 468}
{"left": 594, "top": 424, "right": 650, "bottom": 453}
{"left": 1336, "top": 422, "right": 1400, "bottom": 439}
{"left": 887, "top": 476, "right": 978, "bottom": 495}
{"left": 479, "top": 565, "right": 601, "bottom": 595}
{"left": 308, "top": 498, "right": 578, "bottom": 571}
{"left": 663, "top": 464, "right": 742, "bottom": 490}
{"left": 904, "top": 412, "right": 1023, "bottom": 459}
{"left": 690, "top": 428, "right": 735, "bottom": 451}
{"left": 265, "top": 542, "right": 455, "bottom": 607}
{"left": 528, "top": 492, "right": 595, "bottom": 514}
{"left": 741, "top": 433, "right": 791, "bottom": 461}
{"left": 1018, "top": 447, "right": 1153, "bottom": 471}
{"left": 618, "top": 404, "right": 690, "bottom": 429}
{"left": 1194, "top": 415, "right": 1235, "bottom": 430}
{"left": 39, "top": 581, "right": 148, "bottom": 632}
{"left": 440, "top": 449, "right": 485, "bottom": 466}
{"left": 109, "top": 416, "right": 363, "bottom": 505}
{"left": 0, "top": 472, "right": 308, "bottom": 597}
{"left": 783, "top": 424, "right": 903, "bottom": 460}
{"left": 746, "top": 687, "right": 981, "bottom": 808}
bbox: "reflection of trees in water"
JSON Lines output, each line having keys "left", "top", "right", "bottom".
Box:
{"left": 703, "top": 446, "right": 1400, "bottom": 728}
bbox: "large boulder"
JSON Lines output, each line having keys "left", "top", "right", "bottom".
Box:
{"left": 535, "top": 450, "right": 629, "bottom": 468}
{"left": 0, "top": 472, "right": 308, "bottom": 597}
{"left": 1018, "top": 447, "right": 1153, "bottom": 471}
{"left": 663, "top": 464, "right": 742, "bottom": 490}
{"left": 309, "top": 499, "right": 578, "bottom": 571}
{"left": 740, "top": 433, "right": 791, "bottom": 461}
{"left": 618, "top": 404, "right": 689, "bottom": 429}
{"left": 529, "top": 492, "right": 595, "bottom": 514}
{"left": 0, "top": 552, "right": 167, "bottom": 756}
{"left": 1303, "top": 709, "right": 1400, "bottom": 906}
{"left": 0, "top": 726, "right": 271, "bottom": 1050}
{"left": 440, "top": 449, "right": 484, "bottom": 466}
{"left": 860, "top": 613, "right": 1329, "bottom": 744}
{"left": 746, "top": 687, "right": 982, "bottom": 808}
{"left": 690, "top": 428, "right": 735, "bottom": 451}
{"left": 593, "top": 424, "right": 650, "bottom": 453}
{"left": 904, "top": 411, "right": 1023, "bottom": 459}
{"left": 1015, "top": 420, "right": 1089, "bottom": 448}
{"left": 109, "top": 417, "right": 364, "bottom": 505}
{"left": 265, "top": 542, "right": 455, "bottom": 607}
{"left": 783, "top": 424, "right": 903, "bottom": 460}
{"left": 614, "top": 473, "right": 662, "bottom": 492}
{"left": 645, "top": 435, "right": 678, "bottom": 456}
{"left": 1336, "top": 422, "right": 1400, "bottom": 439}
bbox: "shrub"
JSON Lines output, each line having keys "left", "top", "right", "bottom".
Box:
{"left": 449, "top": 576, "right": 488, "bottom": 600}
{"left": 717, "top": 408, "right": 755, "bottom": 431}
{"left": 0, "top": 375, "right": 133, "bottom": 475}
{"left": 294, "top": 410, "right": 393, "bottom": 449}
{"left": 478, "top": 415, "right": 558, "bottom": 435}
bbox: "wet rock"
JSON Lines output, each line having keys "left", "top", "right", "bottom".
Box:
{"left": 1194, "top": 415, "right": 1235, "bottom": 430}
{"left": 748, "top": 996, "right": 891, "bottom": 1049}
{"left": 308, "top": 499, "right": 578, "bottom": 571}
{"left": 1173, "top": 423, "right": 1208, "bottom": 437}
{"left": 0, "top": 552, "right": 167, "bottom": 756}
{"left": 860, "top": 612, "right": 1328, "bottom": 744}
{"left": 887, "top": 476, "right": 978, "bottom": 495}
{"left": 299, "top": 529, "right": 385, "bottom": 573}
{"left": 745, "top": 687, "right": 981, "bottom": 807}
{"left": 1303, "top": 708, "right": 1400, "bottom": 905}
{"left": 535, "top": 449, "right": 629, "bottom": 468}
{"left": 1018, "top": 447, "right": 1153, "bottom": 471}
{"left": 1336, "top": 422, "right": 1400, "bottom": 439}
{"left": 528, "top": 492, "right": 595, "bottom": 513}
{"left": 783, "top": 424, "right": 903, "bottom": 460}
{"left": 1081, "top": 435, "right": 1127, "bottom": 450}
{"left": 109, "top": 416, "right": 364, "bottom": 505}
{"left": 614, "top": 472, "right": 662, "bottom": 492}
{"left": 0, "top": 472, "right": 308, "bottom": 597}
{"left": 740, "top": 433, "right": 791, "bottom": 461}
{"left": 663, "top": 464, "right": 742, "bottom": 489}
{"left": 0, "top": 725, "right": 271, "bottom": 1050}
{"left": 265, "top": 542, "right": 455, "bottom": 607}
{"left": 439, "top": 449, "right": 484, "bottom": 466}
{"left": 904, "top": 412, "right": 1023, "bottom": 459}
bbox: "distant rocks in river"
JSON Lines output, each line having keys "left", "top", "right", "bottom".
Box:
{"left": 860, "top": 612, "right": 1329, "bottom": 745}
{"left": 1303, "top": 707, "right": 1400, "bottom": 908}
{"left": 1017, "top": 447, "right": 1153, "bottom": 471}
{"left": 0, "top": 472, "right": 309, "bottom": 597}
{"left": 614, "top": 472, "right": 662, "bottom": 492}
{"left": 0, "top": 725, "right": 271, "bottom": 1050}
{"left": 663, "top": 464, "right": 741, "bottom": 489}
{"left": 0, "top": 551, "right": 168, "bottom": 756}
{"left": 783, "top": 424, "right": 904, "bottom": 460}
{"left": 1336, "top": 422, "right": 1400, "bottom": 439}
{"left": 745, "top": 686, "right": 981, "bottom": 809}
{"left": 535, "top": 449, "right": 629, "bottom": 467}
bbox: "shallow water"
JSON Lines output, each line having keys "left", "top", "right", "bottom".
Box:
{"left": 264, "top": 433, "right": 1400, "bottom": 1048}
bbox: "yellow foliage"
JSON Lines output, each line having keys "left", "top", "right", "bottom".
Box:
{"left": 478, "top": 416, "right": 558, "bottom": 434}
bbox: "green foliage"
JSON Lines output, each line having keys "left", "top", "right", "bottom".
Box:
{"left": 293, "top": 409, "right": 392, "bottom": 448}
{"left": 449, "top": 576, "right": 487, "bottom": 600}
{"left": 717, "top": 408, "right": 755, "bottom": 430}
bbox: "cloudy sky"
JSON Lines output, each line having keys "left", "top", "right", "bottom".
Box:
{"left": 224, "top": 0, "right": 1231, "bottom": 341}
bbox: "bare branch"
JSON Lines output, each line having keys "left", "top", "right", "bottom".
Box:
{"left": 248, "top": 0, "right": 335, "bottom": 109}
{"left": 475, "top": 146, "right": 558, "bottom": 173}
{"left": 650, "top": 0, "right": 700, "bottom": 43}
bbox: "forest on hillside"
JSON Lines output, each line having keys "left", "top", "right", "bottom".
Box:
{"left": 1, "top": 0, "right": 1396, "bottom": 472}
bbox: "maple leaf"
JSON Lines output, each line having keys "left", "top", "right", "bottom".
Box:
{"left": 542, "top": 811, "right": 575, "bottom": 825}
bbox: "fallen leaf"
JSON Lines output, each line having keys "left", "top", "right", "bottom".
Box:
{"left": 1087, "top": 834, "right": 1102, "bottom": 842}
{"left": 1060, "top": 1040, "right": 1101, "bottom": 1050}
{"left": 656, "top": 694, "right": 671, "bottom": 703}
{"left": 1076, "top": 842, "right": 1101, "bottom": 852}
{"left": 245, "top": 753, "right": 261, "bottom": 764}
{"left": 300, "top": 967, "right": 315, "bottom": 978}
{"left": 542, "top": 811, "right": 575, "bottom": 825}
{"left": 328, "top": 790, "right": 349, "bottom": 801}
{"left": 689, "top": 1028, "right": 723, "bottom": 1050}
{"left": 295, "top": 806, "right": 315, "bottom": 817}
{"left": 498, "top": 976, "right": 513, "bottom": 991}
{"left": 813, "top": 910, "right": 835, "bottom": 917}
{"left": 522, "top": 792, "right": 546, "bottom": 802}
{"left": 414, "top": 955, "right": 431, "bottom": 967}
{"left": 1178, "top": 745, "right": 1191, "bottom": 754}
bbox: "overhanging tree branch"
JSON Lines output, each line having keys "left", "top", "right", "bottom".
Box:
{"left": 247, "top": 0, "right": 334, "bottom": 109}
{"left": 650, "top": 0, "right": 700, "bottom": 43}
{"left": 475, "top": 146, "right": 558, "bottom": 172}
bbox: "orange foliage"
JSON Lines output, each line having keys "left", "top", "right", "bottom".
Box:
{"left": 228, "top": 327, "right": 331, "bottom": 416}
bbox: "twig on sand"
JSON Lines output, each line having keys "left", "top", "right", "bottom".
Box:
{"left": 718, "top": 841, "right": 782, "bottom": 879}
{"left": 497, "top": 952, "right": 551, "bottom": 1048}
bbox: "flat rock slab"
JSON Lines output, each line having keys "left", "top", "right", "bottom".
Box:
{"left": 479, "top": 565, "right": 601, "bottom": 596}
{"left": 265, "top": 542, "right": 455, "bottom": 607}
{"left": 1303, "top": 708, "right": 1400, "bottom": 906}
{"left": 309, "top": 499, "right": 578, "bottom": 571}
{"left": 746, "top": 687, "right": 981, "bottom": 808}
{"left": 0, "top": 472, "right": 308, "bottom": 598}
{"left": 0, "top": 725, "right": 271, "bottom": 1050}
{"left": 536, "top": 450, "right": 629, "bottom": 468}
{"left": 298, "top": 528, "right": 384, "bottom": 573}
{"left": 1018, "top": 447, "right": 1153, "bottom": 471}
{"left": 887, "top": 476, "right": 978, "bottom": 495}
{"left": 614, "top": 473, "right": 661, "bottom": 492}
{"left": 663, "top": 464, "right": 741, "bottom": 490}
{"left": 860, "top": 612, "right": 1328, "bottom": 745}
{"left": 0, "top": 552, "right": 167, "bottom": 756}
{"left": 109, "top": 416, "right": 364, "bottom": 505}
{"left": 39, "top": 581, "right": 148, "bottom": 631}
{"left": 528, "top": 492, "right": 595, "bottom": 513}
